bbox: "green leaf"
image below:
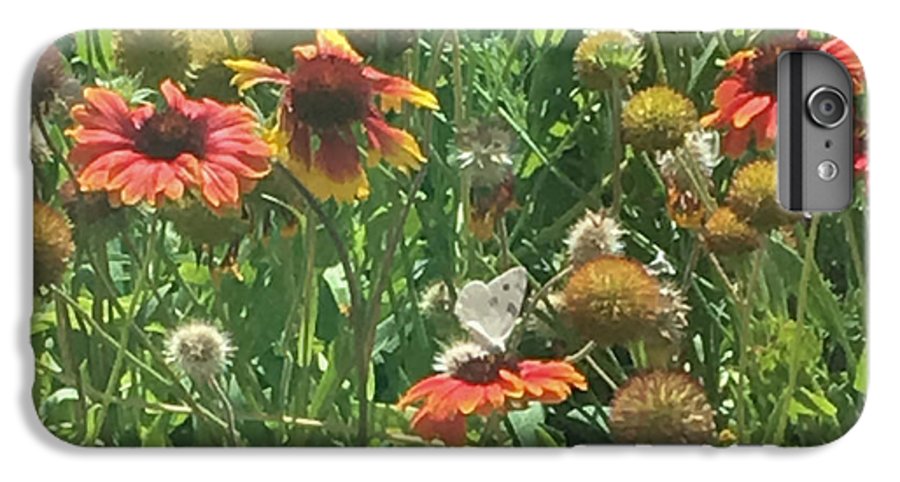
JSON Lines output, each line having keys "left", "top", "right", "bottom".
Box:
{"left": 506, "top": 402, "right": 545, "bottom": 446}
{"left": 799, "top": 387, "right": 838, "bottom": 417}
{"left": 854, "top": 348, "right": 868, "bottom": 394}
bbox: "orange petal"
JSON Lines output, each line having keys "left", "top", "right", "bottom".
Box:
{"left": 223, "top": 59, "right": 289, "bottom": 92}
{"left": 732, "top": 95, "right": 771, "bottom": 129}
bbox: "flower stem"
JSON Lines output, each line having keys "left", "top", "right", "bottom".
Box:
{"left": 609, "top": 83, "right": 625, "bottom": 217}
{"left": 210, "top": 376, "right": 241, "bottom": 447}
{"left": 649, "top": 32, "right": 669, "bottom": 85}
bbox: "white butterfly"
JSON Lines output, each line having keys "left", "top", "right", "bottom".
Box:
{"left": 454, "top": 267, "right": 529, "bottom": 353}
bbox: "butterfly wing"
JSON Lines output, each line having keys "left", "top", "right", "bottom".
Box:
{"left": 454, "top": 267, "right": 528, "bottom": 352}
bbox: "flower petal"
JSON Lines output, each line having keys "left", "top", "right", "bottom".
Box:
{"left": 316, "top": 30, "right": 363, "bottom": 63}
{"left": 364, "top": 67, "right": 439, "bottom": 110}
{"left": 732, "top": 95, "right": 772, "bottom": 129}
{"left": 223, "top": 59, "right": 290, "bottom": 92}
{"left": 365, "top": 117, "right": 426, "bottom": 170}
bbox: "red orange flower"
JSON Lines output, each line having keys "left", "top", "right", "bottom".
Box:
{"left": 67, "top": 79, "right": 271, "bottom": 209}
{"left": 397, "top": 342, "right": 586, "bottom": 446}
{"left": 225, "top": 30, "right": 438, "bottom": 202}
{"left": 702, "top": 34, "right": 865, "bottom": 159}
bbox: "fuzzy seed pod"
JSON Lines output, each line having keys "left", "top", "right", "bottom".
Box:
{"left": 59, "top": 180, "right": 125, "bottom": 246}
{"left": 566, "top": 210, "right": 625, "bottom": 266}
{"left": 574, "top": 30, "right": 644, "bottom": 91}
{"left": 610, "top": 371, "right": 716, "bottom": 444}
{"left": 165, "top": 321, "right": 234, "bottom": 381}
{"left": 33, "top": 201, "right": 75, "bottom": 292}
{"left": 186, "top": 30, "right": 252, "bottom": 102}
{"left": 623, "top": 86, "right": 699, "bottom": 153}
{"left": 249, "top": 30, "right": 316, "bottom": 69}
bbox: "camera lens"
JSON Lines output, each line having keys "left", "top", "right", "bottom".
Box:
{"left": 807, "top": 86, "right": 848, "bottom": 128}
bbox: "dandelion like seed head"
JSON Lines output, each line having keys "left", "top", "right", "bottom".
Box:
{"left": 432, "top": 341, "right": 511, "bottom": 382}
{"left": 610, "top": 371, "right": 716, "bottom": 444}
{"left": 703, "top": 207, "right": 761, "bottom": 256}
{"left": 33, "top": 201, "right": 74, "bottom": 292}
{"left": 728, "top": 159, "right": 799, "bottom": 232}
{"left": 574, "top": 30, "right": 644, "bottom": 91}
{"left": 115, "top": 30, "right": 191, "bottom": 87}
{"left": 566, "top": 210, "right": 625, "bottom": 267}
{"left": 562, "top": 255, "right": 682, "bottom": 347}
{"left": 165, "top": 321, "right": 234, "bottom": 381}
{"left": 623, "top": 86, "right": 699, "bottom": 153}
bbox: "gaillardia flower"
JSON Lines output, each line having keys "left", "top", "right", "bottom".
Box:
{"left": 574, "top": 30, "right": 644, "bottom": 91}
{"left": 165, "top": 321, "right": 234, "bottom": 381}
{"left": 610, "top": 371, "right": 716, "bottom": 444}
{"left": 703, "top": 207, "right": 761, "bottom": 256}
{"left": 398, "top": 342, "right": 586, "bottom": 446}
{"left": 115, "top": 30, "right": 192, "bottom": 87}
{"left": 226, "top": 30, "right": 439, "bottom": 202}
{"left": 562, "top": 255, "right": 687, "bottom": 347}
{"left": 702, "top": 34, "right": 865, "bottom": 159}
{"left": 728, "top": 159, "right": 798, "bottom": 231}
{"left": 622, "top": 86, "right": 698, "bottom": 153}
{"left": 566, "top": 209, "right": 624, "bottom": 267}
{"left": 33, "top": 201, "right": 74, "bottom": 292}
{"left": 67, "top": 79, "right": 271, "bottom": 209}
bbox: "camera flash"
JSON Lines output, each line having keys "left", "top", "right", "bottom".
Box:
{"left": 817, "top": 160, "right": 839, "bottom": 182}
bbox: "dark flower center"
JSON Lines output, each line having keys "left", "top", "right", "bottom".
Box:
{"left": 453, "top": 353, "right": 518, "bottom": 384}
{"left": 289, "top": 57, "right": 371, "bottom": 130}
{"left": 135, "top": 110, "right": 206, "bottom": 160}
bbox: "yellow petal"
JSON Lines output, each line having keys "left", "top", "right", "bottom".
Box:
{"left": 223, "top": 58, "right": 289, "bottom": 92}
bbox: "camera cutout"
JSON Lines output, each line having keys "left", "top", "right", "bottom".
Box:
{"left": 777, "top": 51, "right": 853, "bottom": 212}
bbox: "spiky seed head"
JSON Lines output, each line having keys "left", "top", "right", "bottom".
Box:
{"left": 610, "top": 371, "right": 716, "bottom": 444}
{"left": 162, "top": 195, "right": 250, "bottom": 247}
{"left": 574, "top": 30, "right": 644, "bottom": 91}
{"left": 562, "top": 255, "right": 686, "bottom": 347}
{"left": 33, "top": 201, "right": 74, "bottom": 292}
{"left": 623, "top": 86, "right": 699, "bottom": 153}
{"left": 115, "top": 30, "right": 192, "bottom": 86}
{"left": 703, "top": 207, "right": 762, "bottom": 256}
{"left": 728, "top": 159, "right": 800, "bottom": 232}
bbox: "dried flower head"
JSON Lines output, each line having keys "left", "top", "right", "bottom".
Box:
{"left": 33, "top": 201, "right": 75, "bottom": 292}
{"left": 728, "top": 159, "right": 799, "bottom": 231}
{"left": 566, "top": 210, "right": 625, "bottom": 266}
{"left": 656, "top": 130, "right": 721, "bottom": 229}
{"left": 165, "top": 321, "right": 234, "bottom": 381}
{"left": 703, "top": 207, "right": 761, "bottom": 256}
{"left": 59, "top": 180, "right": 125, "bottom": 246}
{"left": 610, "top": 371, "right": 716, "bottom": 444}
{"left": 32, "top": 45, "right": 67, "bottom": 108}
{"left": 623, "top": 86, "right": 699, "bottom": 153}
{"left": 115, "top": 30, "right": 192, "bottom": 86}
{"left": 574, "top": 30, "right": 644, "bottom": 90}
{"left": 456, "top": 117, "right": 515, "bottom": 189}
{"left": 562, "top": 255, "right": 685, "bottom": 347}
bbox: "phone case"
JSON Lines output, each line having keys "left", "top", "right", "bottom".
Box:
{"left": 30, "top": 29, "right": 867, "bottom": 447}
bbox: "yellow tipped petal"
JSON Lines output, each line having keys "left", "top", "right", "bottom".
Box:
{"left": 316, "top": 29, "right": 363, "bottom": 63}
{"left": 223, "top": 58, "right": 289, "bottom": 92}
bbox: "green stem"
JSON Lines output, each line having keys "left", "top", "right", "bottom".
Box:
{"left": 609, "top": 84, "right": 625, "bottom": 217}
{"left": 649, "top": 32, "right": 669, "bottom": 85}
{"left": 772, "top": 215, "right": 821, "bottom": 445}
{"left": 842, "top": 210, "right": 866, "bottom": 291}
{"left": 210, "top": 376, "right": 241, "bottom": 446}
